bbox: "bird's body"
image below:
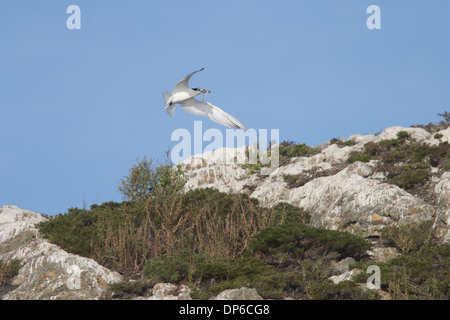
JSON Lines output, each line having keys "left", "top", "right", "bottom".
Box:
{"left": 163, "top": 68, "right": 247, "bottom": 130}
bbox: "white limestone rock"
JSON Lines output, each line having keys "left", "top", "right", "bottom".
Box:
{"left": 0, "top": 206, "right": 46, "bottom": 243}
{"left": 376, "top": 126, "right": 431, "bottom": 142}
{"left": 329, "top": 269, "right": 363, "bottom": 285}
{"left": 0, "top": 205, "right": 122, "bottom": 300}
{"left": 147, "top": 282, "right": 191, "bottom": 300}
{"left": 347, "top": 133, "right": 377, "bottom": 145}
{"left": 424, "top": 126, "right": 450, "bottom": 145}
{"left": 212, "top": 287, "right": 263, "bottom": 300}
{"left": 434, "top": 172, "right": 450, "bottom": 206}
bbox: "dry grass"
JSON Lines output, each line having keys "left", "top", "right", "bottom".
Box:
{"left": 91, "top": 191, "right": 281, "bottom": 276}
{"left": 0, "top": 260, "right": 21, "bottom": 287}
{"left": 190, "top": 196, "right": 279, "bottom": 259}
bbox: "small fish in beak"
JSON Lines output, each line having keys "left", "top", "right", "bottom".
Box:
{"left": 201, "top": 89, "right": 211, "bottom": 100}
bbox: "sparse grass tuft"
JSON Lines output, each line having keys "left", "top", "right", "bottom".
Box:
{"left": 352, "top": 244, "right": 449, "bottom": 299}
{"left": 0, "top": 260, "right": 22, "bottom": 287}
{"left": 279, "top": 141, "right": 320, "bottom": 166}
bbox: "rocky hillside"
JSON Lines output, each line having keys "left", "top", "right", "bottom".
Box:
{"left": 180, "top": 125, "right": 450, "bottom": 245}
{"left": 0, "top": 205, "right": 264, "bottom": 300}
{"left": 1, "top": 124, "right": 449, "bottom": 300}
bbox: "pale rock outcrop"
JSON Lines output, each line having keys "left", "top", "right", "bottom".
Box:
{"left": 212, "top": 287, "right": 263, "bottom": 300}
{"left": 330, "top": 257, "right": 356, "bottom": 274}
{"left": 437, "top": 126, "right": 450, "bottom": 144}
{"left": 321, "top": 144, "right": 355, "bottom": 164}
{"left": 0, "top": 205, "right": 46, "bottom": 243}
{"left": 147, "top": 282, "right": 191, "bottom": 300}
{"left": 347, "top": 133, "right": 377, "bottom": 145}
{"left": 0, "top": 205, "right": 122, "bottom": 300}
{"left": 287, "top": 163, "right": 434, "bottom": 234}
{"left": 376, "top": 126, "right": 431, "bottom": 142}
{"left": 181, "top": 147, "right": 250, "bottom": 194}
{"left": 143, "top": 284, "right": 263, "bottom": 300}
{"left": 424, "top": 126, "right": 450, "bottom": 145}
{"left": 329, "top": 269, "right": 363, "bottom": 285}
{"left": 434, "top": 172, "right": 450, "bottom": 205}
{"left": 367, "top": 246, "right": 400, "bottom": 263}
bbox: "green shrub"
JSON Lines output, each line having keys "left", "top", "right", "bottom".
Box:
{"left": 348, "top": 153, "right": 371, "bottom": 164}
{"left": 0, "top": 259, "right": 22, "bottom": 287}
{"left": 144, "top": 253, "right": 192, "bottom": 283}
{"left": 186, "top": 255, "right": 373, "bottom": 300}
{"left": 192, "top": 256, "right": 229, "bottom": 280}
{"left": 241, "top": 163, "right": 261, "bottom": 176}
{"left": 330, "top": 138, "right": 357, "bottom": 147}
{"left": 143, "top": 254, "right": 284, "bottom": 299}
{"left": 438, "top": 111, "right": 450, "bottom": 123}
{"left": 248, "top": 222, "right": 371, "bottom": 261}
{"left": 142, "top": 251, "right": 375, "bottom": 300}
{"left": 389, "top": 166, "right": 430, "bottom": 190}
{"left": 109, "top": 279, "right": 156, "bottom": 299}
{"left": 396, "top": 131, "right": 410, "bottom": 140}
{"left": 434, "top": 133, "right": 444, "bottom": 140}
{"left": 271, "top": 202, "right": 311, "bottom": 225}
{"left": 380, "top": 220, "right": 437, "bottom": 254}
{"left": 38, "top": 206, "right": 102, "bottom": 257}
{"left": 39, "top": 187, "right": 286, "bottom": 275}
{"left": 282, "top": 143, "right": 312, "bottom": 157}
{"left": 279, "top": 141, "right": 320, "bottom": 166}
{"left": 378, "top": 138, "right": 402, "bottom": 150}
{"left": 352, "top": 244, "right": 449, "bottom": 299}
{"left": 306, "top": 279, "right": 378, "bottom": 300}
{"left": 351, "top": 137, "right": 450, "bottom": 192}
{"left": 118, "top": 156, "right": 186, "bottom": 202}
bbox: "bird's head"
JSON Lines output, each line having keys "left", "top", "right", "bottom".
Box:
{"left": 192, "top": 88, "right": 211, "bottom": 100}
{"left": 192, "top": 88, "right": 211, "bottom": 94}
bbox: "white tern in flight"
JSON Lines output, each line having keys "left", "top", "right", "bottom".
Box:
{"left": 163, "top": 68, "right": 247, "bottom": 130}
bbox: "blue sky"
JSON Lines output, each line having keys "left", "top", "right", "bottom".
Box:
{"left": 1, "top": 1, "right": 449, "bottom": 215}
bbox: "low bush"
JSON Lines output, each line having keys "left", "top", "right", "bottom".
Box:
{"left": 396, "top": 131, "right": 410, "bottom": 140}
{"left": 348, "top": 136, "right": 450, "bottom": 192}
{"left": 388, "top": 163, "right": 430, "bottom": 190}
{"left": 380, "top": 220, "right": 437, "bottom": 254}
{"left": 0, "top": 259, "right": 22, "bottom": 287}
{"left": 109, "top": 279, "right": 156, "bottom": 299}
{"left": 240, "top": 163, "right": 261, "bottom": 176}
{"left": 270, "top": 202, "right": 310, "bottom": 225}
{"left": 39, "top": 187, "right": 288, "bottom": 276}
{"left": 352, "top": 244, "right": 449, "bottom": 299}
{"left": 279, "top": 141, "right": 320, "bottom": 166}
{"left": 248, "top": 222, "right": 372, "bottom": 262}
{"left": 144, "top": 252, "right": 193, "bottom": 283}
{"left": 140, "top": 213, "right": 373, "bottom": 300}
{"left": 38, "top": 205, "right": 103, "bottom": 257}
{"left": 143, "top": 253, "right": 374, "bottom": 300}
{"left": 118, "top": 155, "right": 186, "bottom": 202}
{"left": 330, "top": 138, "right": 357, "bottom": 147}
{"left": 348, "top": 152, "right": 372, "bottom": 164}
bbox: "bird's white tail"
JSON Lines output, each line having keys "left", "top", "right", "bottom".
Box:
{"left": 163, "top": 89, "right": 175, "bottom": 116}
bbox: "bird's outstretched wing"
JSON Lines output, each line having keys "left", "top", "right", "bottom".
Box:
{"left": 172, "top": 68, "right": 205, "bottom": 94}
{"left": 179, "top": 98, "right": 247, "bottom": 130}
